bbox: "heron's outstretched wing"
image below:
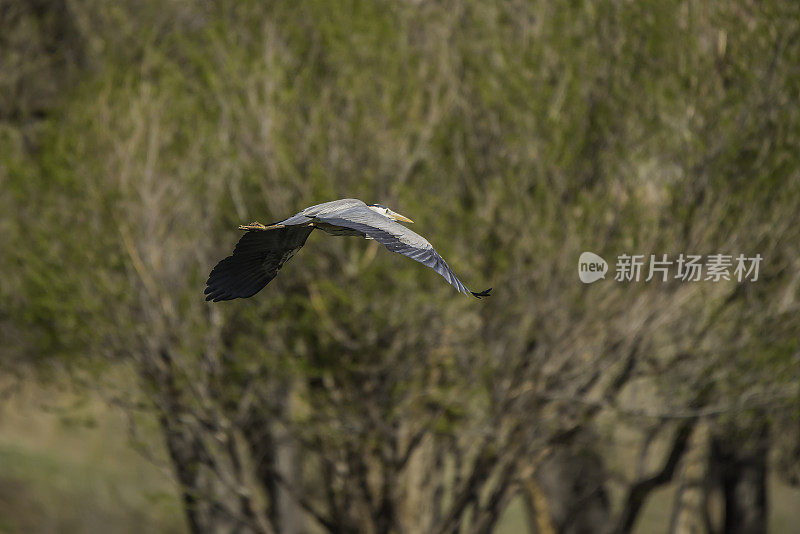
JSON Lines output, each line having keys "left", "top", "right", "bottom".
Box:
{"left": 204, "top": 225, "right": 314, "bottom": 301}
{"left": 312, "top": 207, "right": 491, "bottom": 298}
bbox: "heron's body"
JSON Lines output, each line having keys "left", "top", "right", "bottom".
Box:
{"left": 204, "top": 198, "right": 491, "bottom": 301}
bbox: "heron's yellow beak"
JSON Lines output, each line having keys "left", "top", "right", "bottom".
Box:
{"left": 389, "top": 210, "right": 414, "bottom": 223}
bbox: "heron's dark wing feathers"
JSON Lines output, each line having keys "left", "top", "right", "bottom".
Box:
{"left": 204, "top": 225, "right": 313, "bottom": 302}
{"left": 313, "top": 207, "right": 490, "bottom": 298}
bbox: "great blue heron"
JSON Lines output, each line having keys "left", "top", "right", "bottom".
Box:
{"left": 205, "top": 198, "right": 491, "bottom": 301}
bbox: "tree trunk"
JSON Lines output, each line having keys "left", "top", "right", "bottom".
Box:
{"left": 669, "top": 422, "right": 711, "bottom": 534}
{"left": 524, "top": 440, "right": 610, "bottom": 534}
{"left": 712, "top": 424, "right": 768, "bottom": 534}
{"left": 242, "top": 382, "right": 305, "bottom": 534}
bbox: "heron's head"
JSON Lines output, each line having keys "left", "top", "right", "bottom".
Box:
{"left": 368, "top": 204, "right": 414, "bottom": 223}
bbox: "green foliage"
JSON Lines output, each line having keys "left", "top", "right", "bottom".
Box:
{"left": 2, "top": 0, "right": 799, "bottom": 531}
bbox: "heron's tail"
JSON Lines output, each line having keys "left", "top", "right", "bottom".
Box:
{"left": 470, "top": 288, "right": 492, "bottom": 299}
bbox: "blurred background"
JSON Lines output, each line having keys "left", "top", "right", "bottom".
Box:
{"left": 2, "top": 1, "right": 800, "bottom": 532}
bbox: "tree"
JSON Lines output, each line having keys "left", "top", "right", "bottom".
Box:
{"left": 2, "top": 1, "right": 799, "bottom": 532}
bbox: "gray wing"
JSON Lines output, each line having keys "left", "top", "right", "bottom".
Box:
{"left": 277, "top": 198, "right": 367, "bottom": 226}
{"left": 312, "top": 206, "right": 491, "bottom": 298}
{"left": 205, "top": 225, "right": 314, "bottom": 301}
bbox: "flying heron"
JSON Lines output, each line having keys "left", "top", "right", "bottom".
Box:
{"left": 205, "top": 198, "right": 491, "bottom": 301}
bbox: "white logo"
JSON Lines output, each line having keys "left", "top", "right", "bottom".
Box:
{"left": 578, "top": 251, "right": 608, "bottom": 284}
{"left": 578, "top": 252, "right": 762, "bottom": 284}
